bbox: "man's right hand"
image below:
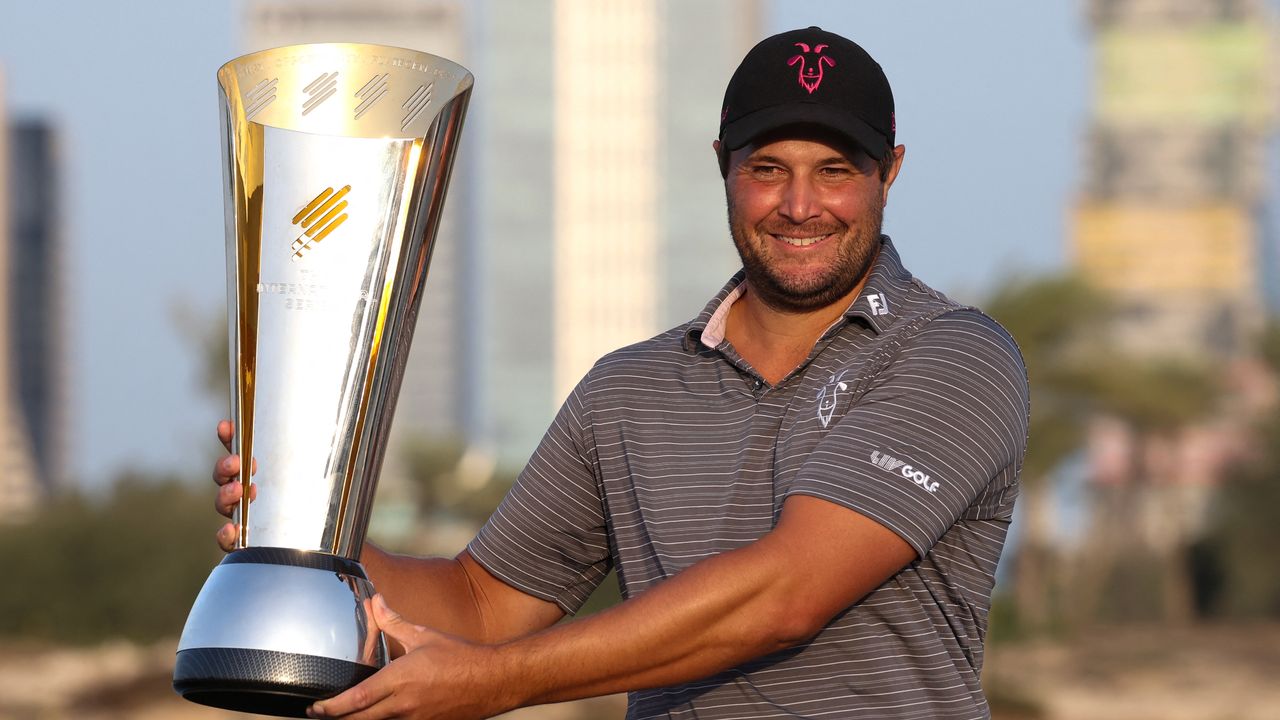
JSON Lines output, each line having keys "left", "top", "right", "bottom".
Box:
{"left": 213, "top": 419, "right": 256, "bottom": 552}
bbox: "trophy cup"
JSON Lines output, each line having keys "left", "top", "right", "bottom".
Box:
{"left": 172, "top": 44, "right": 472, "bottom": 717}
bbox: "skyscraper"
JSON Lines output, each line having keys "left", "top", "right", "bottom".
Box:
{"left": 1074, "top": 0, "right": 1278, "bottom": 357}
{"left": 7, "top": 120, "right": 68, "bottom": 496}
{"left": 0, "top": 70, "right": 48, "bottom": 519}
{"left": 482, "top": 0, "right": 751, "bottom": 461}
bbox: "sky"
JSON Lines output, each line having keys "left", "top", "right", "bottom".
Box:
{"left": 0, "top": 1, "right": 1087, "bottom": 488}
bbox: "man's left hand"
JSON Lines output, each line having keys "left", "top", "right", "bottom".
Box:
{"left": 308, "top": 595, "right": 513, "bottom": 720}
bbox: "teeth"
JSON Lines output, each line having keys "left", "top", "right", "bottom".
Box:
{"left": 778, "top": 235, "right": 824, "bottom": 247}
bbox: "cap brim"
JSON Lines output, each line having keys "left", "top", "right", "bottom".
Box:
{"left": 721, "top": 103, "right": 889, "bottom": 158}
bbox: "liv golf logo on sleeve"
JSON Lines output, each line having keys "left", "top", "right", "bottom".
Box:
{"left": 869, "top": 450, "right": 940, "bottom": 493}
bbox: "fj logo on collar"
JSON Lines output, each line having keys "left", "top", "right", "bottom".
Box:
{"left": 865, "top": 292, "right": 890, "bottom": 316}
{"left": 816, "top": 369, "right": 850, "bottom": 428}
{"left": 788, "top": 42, "right": 835, "bottom": 94}
{"left": 291, "top": 185, "right": 351, "bottom": 261}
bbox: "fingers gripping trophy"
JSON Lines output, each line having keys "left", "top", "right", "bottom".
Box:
{"left": 173, "top": 44, "right": 472, "bottom": 717}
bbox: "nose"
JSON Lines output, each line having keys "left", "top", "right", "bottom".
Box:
{"left": 778, "top": 175, "right": 821, "bottom": 225}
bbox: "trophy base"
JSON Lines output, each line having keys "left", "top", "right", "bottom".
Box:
{"left": 174, "top": 647, "right": 377, "bottom": 718}
{"left": 173, "top": 548, "right": 387, "bottom": 717}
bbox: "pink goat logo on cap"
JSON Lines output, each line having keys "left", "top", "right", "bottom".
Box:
{"left": 788, "top": 42, "right": 835, "bottom": 94}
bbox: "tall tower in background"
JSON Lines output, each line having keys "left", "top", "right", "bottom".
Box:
{"left": 0, "top": 70, "right": 46, "bottom": 518}
{"left": 548, "top": 0, "right": 758, "bottom": 402}
{"left": 1074, "top": 0, "right": 1280, "bottom": 579}
{"left": 7, "top": 120, "right": 68, "bottom": 495}
{"left": 551, "top": 1, "right": 661, "bottom": 399}
{"left": 1074, "top": 0, "right": 1278, "bottom": 357}
{"left": 480, "top": 0, "right": 751, "bottom": 461}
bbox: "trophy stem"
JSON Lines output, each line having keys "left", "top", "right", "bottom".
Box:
{"left": 231, "top": 121, "right": 264, "bottom": 549}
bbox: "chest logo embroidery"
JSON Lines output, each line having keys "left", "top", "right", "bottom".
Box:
{"left": 815, "top": 369, "right": 850, "bottom": 428}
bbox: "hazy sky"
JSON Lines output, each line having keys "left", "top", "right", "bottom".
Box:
{"left": 0, "top": 1, "right": 1086, "bottom": 487}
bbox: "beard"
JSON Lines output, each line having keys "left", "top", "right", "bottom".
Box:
{"left": 727, "top": 197, "right": 883, "bottom": 314}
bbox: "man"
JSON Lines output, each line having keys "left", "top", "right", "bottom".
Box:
{"left": 214, "top": 26, "right": 1028, "bottom": 719}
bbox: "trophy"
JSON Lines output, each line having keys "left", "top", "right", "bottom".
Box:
{"left": 172, "top": 44, "right": 472, "bottom": 717}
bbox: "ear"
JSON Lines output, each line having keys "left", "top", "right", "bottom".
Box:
{"left": 713, "top": 139, "right": 729, "bottom": 179}
{"left": 880, "top": 145, "right": 906, "bottom": 206}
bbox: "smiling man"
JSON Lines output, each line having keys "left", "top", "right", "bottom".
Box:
{"left": 215, "top": 26, "right": 1029, "bottom": 720}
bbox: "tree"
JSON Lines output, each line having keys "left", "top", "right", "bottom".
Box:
{"left": 0, "top": 474, "right": 220, "bottom": 644}
{"left": 986, "top": 275, "right": 1104, "bottom": 634}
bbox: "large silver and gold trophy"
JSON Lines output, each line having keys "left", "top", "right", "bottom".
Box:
{"left": 173, "top": 44, "right": 472, "bottom": 717}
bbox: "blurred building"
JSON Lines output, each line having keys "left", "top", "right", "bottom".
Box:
{"left": 0, "top": 71, "right": 64, "bottom": 519}
{"left": 1074, "top": 0, "right": 1279, "bottom": 357}
{"left": 241, "top": 0, "right": 752, "bottom": 476}
{"left": 1072, "top": 1, "right": 1280, "bottom": 616}
{"left": 472, "top": 0, "right": 751, "bottom": 463}
{"left": 7, "top": 121, "right": 68, "bottom": 496}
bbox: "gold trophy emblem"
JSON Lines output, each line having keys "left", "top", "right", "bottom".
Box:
{"left": 173, "top": 44, "right": 472, "bottom": 717}
{"left": 290, "top": 185, "right": 351, "bottom": 260}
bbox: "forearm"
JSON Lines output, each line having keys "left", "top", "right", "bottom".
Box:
{"left": 495, "top": 535, "right": 814, "bottom": 707}
{"left": 363, "top": 545, "right": 565, "bottom": 644}
{"left": 307, "top": 499, "right": 912, "bottom": 720}
{"left": 361, "top": 544, "right": 486, "bottom": 640}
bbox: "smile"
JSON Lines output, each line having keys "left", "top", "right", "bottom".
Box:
{"left": 774, "top": 234, "right": 829, "bottom": 247}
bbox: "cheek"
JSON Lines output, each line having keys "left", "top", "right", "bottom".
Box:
{"left": 728, "top": 184, "right": 781, "bottom": 226}
{"left": 825, "top": 187, "right": 882, "bottom": 224}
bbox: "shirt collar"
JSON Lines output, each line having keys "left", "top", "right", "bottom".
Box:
{"left": 682, "top": 236, "right": 914, "bottom": 351}
{"left": 842, "top": 235, "right": 914, "bottom": 335}
{"left": 683, "top": 270, "right": 747, "bottom": 352}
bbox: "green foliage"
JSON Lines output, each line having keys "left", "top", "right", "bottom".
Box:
{"left": 1084, "top": 358, "right": 1219, "bottom": 435}
{"left": 0, "top": 475, "right": 221, "bottom": 645}
{"left": 985, "top": 275, "right": 1102, "bottom": 481}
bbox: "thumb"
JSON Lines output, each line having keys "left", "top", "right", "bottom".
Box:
{"left": 371, "top": 594, "right": 426, "bottom": 653}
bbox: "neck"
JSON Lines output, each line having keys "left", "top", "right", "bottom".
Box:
{"left": 725, "top": 266, "right": 874, "bottom": 385}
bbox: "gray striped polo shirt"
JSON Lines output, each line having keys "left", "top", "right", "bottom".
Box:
{"left": 468, "top": 237, "right": 1029, "bottom": 719}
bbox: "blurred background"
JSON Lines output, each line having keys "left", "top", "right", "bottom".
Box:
{"left": 1, "top": 0, "right": 1278, "bottom": 718}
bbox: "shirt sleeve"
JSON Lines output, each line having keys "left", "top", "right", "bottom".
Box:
{"left": 466, "top": 376, "right": 611, "bottom": 614}
{"left": 785, "top": 309, "right": 1029, "bottom": 558}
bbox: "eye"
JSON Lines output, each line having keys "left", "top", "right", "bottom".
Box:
{"left": 749, "top": 163, "right": 784, "bottom": 178}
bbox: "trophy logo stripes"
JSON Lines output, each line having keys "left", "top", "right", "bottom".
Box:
{"left": 401, "top": 83, "right": 433, "bottom": 131}
{"left": 354, "top": 73, "right": 390, "bottom": 120}
{"left": 302, "top": 72, "right": 339, "bottom": 115}
{"left": 290, "top": 185, "right": 351, "bottom": 260}
{"left": 244, "top": 78, "right": 278, "bottom": 120}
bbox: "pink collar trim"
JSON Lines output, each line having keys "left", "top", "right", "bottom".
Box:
{"left": 700, "top": 282, "right": 748, "bottom": 348}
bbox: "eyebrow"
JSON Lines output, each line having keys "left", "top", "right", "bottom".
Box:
{"left": 747, "top": 153, "right": 854, "bottom": 166}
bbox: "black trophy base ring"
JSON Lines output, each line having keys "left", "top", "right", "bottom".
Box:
{"left": 174, "top": 647, "right": 378, "bottom": 718}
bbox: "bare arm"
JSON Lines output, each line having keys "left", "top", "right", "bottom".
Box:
{"left": 361, "top": 548, "right": 563, "bottom": 643}
{"left": 498, "top": 495, "right": 914, "bottom": 703}
{"left": 311, "top": 495, "right": 915, "bottom": 718}
{"left": 211, "top": 420, "right": 563, "bottom": 644}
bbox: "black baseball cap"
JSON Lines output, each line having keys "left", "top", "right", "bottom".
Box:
{"left": 718, "top": 27, "right": 895, "bottom": 158}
